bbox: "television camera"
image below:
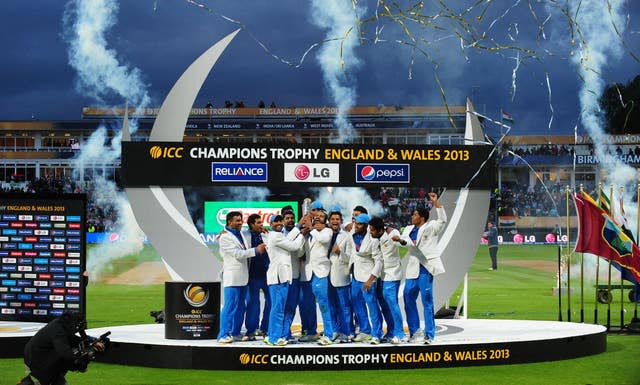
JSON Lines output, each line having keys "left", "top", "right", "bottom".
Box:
{"left": 71, "top": 322, "right": 111, "bottom": 371}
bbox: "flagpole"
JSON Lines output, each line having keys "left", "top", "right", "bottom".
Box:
{"left": 633, "top": 183, "right": 640, "bottom": 319}
{"left": 620, "top": 186, "right": 625, "bottom": 330}
{"left": 579, "top": 184, "right": 584, "bottom": 323}
{"left": 595, "top": 183, "right": 602, "bottom": 324}
{"left": 557, "top": 245, "right": 563, "bottom": 321}
{"left": 566, "top": 185, "right": 571, "bottom": 322}
{"left": 607, "top": 185, "right": 613, "bottom": 331}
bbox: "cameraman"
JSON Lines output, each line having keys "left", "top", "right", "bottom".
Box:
{"left": 18, "top": 312, "right": 105, "bottom": 385}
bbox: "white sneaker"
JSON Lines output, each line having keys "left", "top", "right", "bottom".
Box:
{"left": 275, "top": 338, "right": 288, "bottom": 346}
{"left": 335, "top": 333, "right": 349, "bottom": 343}
{"left": 370, "top": 337, "right": 380, "bottom": 345}
{"left": 353, "top": 332, "right": 372, "bottom": 342}
{"left": 390, "top": 336, "right": 401, "bottom": 344}
{"left": 408, "top": 329, "right": 424, "bottom": 343}
{"left": 218, "top": 335, "right": 234, "bottom": 344}
{"left": 298, "top": 333, "right": 320, "bottom": 342}
{"left": 424, "top": 337, "right": 434, "bottom": 345}
{"left": 317, "top": 335, "right": 333, "bottom": 346}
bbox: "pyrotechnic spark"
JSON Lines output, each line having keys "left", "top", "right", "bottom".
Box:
{"left": 545, "top": 72, "right": 554, "bottom": 131}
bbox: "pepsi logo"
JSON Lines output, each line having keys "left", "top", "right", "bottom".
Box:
{"left": 355, "top": 163, "right": 410, "bottom": 183}
{"left": 360, "top": 166, "right": 376, "bottom": 181}
{"left": 294, "top": 165, "right": 311, "bottom": 180}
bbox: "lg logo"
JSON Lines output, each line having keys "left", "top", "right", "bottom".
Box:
{"left": 284, "top": 163, "right": 339, "bottom": 183}
{"left": 294, "top": 165, "right": 311, "bottom": 180}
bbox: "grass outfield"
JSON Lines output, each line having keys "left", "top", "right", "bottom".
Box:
{"left": 2, "top": 245, "right": 640, "bottom": 385}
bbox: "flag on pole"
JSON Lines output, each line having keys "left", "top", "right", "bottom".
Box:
{"left": 574, "top": 191, "right": 640, "bottom": 283}
{"left": 501, "top": 110, "right": 514, "bottom": 124}
{"left": 598, "top": 189, "right": 611, "bottom": 216}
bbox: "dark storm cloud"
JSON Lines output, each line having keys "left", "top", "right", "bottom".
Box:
{"left": 0, "top": 0, "right": 638, "bottom": 135}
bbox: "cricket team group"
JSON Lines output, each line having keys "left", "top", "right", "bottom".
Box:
{"left": 216, "top": 192, "right": 446, "bottom": 346}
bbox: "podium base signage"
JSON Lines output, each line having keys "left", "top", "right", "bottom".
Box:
{"left": 165, "top": 281, "right": 220, "bottom": 339}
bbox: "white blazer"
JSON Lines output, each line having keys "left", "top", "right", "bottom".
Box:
{"left": 307, "top": 227, "right": 333, "bottom": 279}
{"left": 264, "top": 230, "right": 305, "bottom": 285}
{"left": 329, "top": 230, "right": 351, "bottom": 287}
{"left": 283, "top": 226, "right": 305, "bottom": 280}
{"left": 400, "top": 207, "right": 447, "bottom": 278}
{"left": 299, "top": 240, "right": 312, "bottom": 282}
{"left": 218, "top": 230, "right": 255, "bottom": 287}
{"left": 348, "top": 232, "right": 383, "bottom": 282}
{"left": 379, "top": 228, "right": 403, "bottom": 281}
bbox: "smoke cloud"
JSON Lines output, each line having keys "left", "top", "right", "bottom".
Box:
{"left": 312, "top": 187, "right": 384, "bottom": 220}
{"left": 63, "top": 0, "right": 152, "bottom": 279}
{"left": 75, "top": 126, "right": 145, "bottom": 278}
{"left": 63, "top": 0, "right": 151, "bottom": 109}
{"left": 310, "top": 0, "right": 364, "bottom": 143}
{"left": 569, "top": 0, "right": 637, "bottom": 235}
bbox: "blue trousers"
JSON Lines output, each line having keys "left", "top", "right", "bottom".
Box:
{"left": 352, "top": 279, "right": 383, "bottom": 338}
{"left": 311, "top": 274, "right": 334, "bottom": 338}
{"left": 403, "top": 265, "right": 436, "bottom": 339}
{"left": 267, "top": 282, "right": 288, "bottom": 343}
{"left": 283, "top": 278, "right": 299, "bottom": 339}
{"left": 333, "top": 284, "right": 354, "bottom": 336}
{"left": 218, "top": 285, "right": 247, "bottom": 339}
{"left": 378, "top": 280, "right": 404, "bottom": 338}
{"left": 328, "top": 282, "right": 340, "bottom": 332}
{"left": 298, "top": 280, "right": 317, "bottom": 335}
{"left": 245, "top": 276, "right": 270, "bottom": 334}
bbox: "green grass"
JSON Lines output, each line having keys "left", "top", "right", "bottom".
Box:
{"left": 3, "top": 245, "right": 640, "bottom": 385}
{"left": 87, "top": 244, "right": 162, "bottom": 279}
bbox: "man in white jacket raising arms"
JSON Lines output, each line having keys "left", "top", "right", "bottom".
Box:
{"left": 307, "top": 211, "right": 336, "bottom": 346}
{"left": 392, "top": 192, "right": 446, "bottom": 344}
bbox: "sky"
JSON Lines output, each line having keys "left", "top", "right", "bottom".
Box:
{"left": 1, "top": 0, "right": 639, "bottom": 136}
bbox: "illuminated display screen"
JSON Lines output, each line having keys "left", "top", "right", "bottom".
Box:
{"left": 204, "top": 201, "right": 299, "bottom": 233}
{"left": 0, "top": 194, "right": 86, "bottom": 322}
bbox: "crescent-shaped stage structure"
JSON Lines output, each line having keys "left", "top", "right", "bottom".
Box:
{"left": 122, "top": 29, "right": 491, "bottom": 310}
{"left": 123, "top": 29, "right": 241, "bottom": 282}
{"left": 433, "top": 99, "right": 490, "bottom": 310}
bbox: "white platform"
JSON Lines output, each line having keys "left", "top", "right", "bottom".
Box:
{"left": 85, "top": 319, "right": 605, "bottom": 347}
{"left": 1, "top": 319, "right": 607, "bottom": 369}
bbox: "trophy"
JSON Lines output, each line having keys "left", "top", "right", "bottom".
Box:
{"left": 302, "top": 198, "right": 312, "bottom": 216}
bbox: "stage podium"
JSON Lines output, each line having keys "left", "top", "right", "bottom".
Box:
{"left": 165, "top": 282, "right": 220, "bottom": 339}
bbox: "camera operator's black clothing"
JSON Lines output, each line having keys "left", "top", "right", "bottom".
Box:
{"left": 23, "top": 316, "right": 84, "bottom": 385}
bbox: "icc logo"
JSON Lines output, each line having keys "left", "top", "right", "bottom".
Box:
{"left": 183, "top": 284, "right": 209, "bottom": 307}
{"left": 150, "top": 146, "right": 184, "bottom": 159}
{"left": 360, "top": 165, "right": 376, "bottom": 181}
{"left": 239, "top": 353, "right": 269, "bottom": 365}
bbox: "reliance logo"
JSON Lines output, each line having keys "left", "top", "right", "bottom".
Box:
{"left": 212, "top": 162, "right": 268, "bottom": 182}
{"left": 356, "top": 163, "right": 410, "bottom": 183}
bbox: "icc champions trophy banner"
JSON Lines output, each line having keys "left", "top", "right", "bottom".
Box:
{"left": 165, "top": 281, "right": 220, "bottom": 339}
{"left": 121, "top": 142, "right": 495, "bottom": 188}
